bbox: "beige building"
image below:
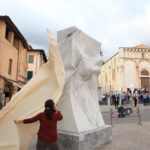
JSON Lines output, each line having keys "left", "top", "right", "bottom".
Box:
{"left": 99, "top": 44, "right": 150, "bottom": 93}
{"left": 0, "top": 16, "right": 28, "bottom": 103}
{"left": 27, "top": 49, "right": 47, "bottom": 80}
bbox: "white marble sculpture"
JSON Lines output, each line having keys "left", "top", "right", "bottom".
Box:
{"left": 0, "top": 27, "right": 110, "bottom": 150}
{"left": 57, "top": 27, "right": 105, "bottom": 133}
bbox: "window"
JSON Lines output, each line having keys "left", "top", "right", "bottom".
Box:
{"left": 27, "top": 71, "right": 33, "bottom": 80}
{"left": 112, "top": 69, "right": 115, "bottom": 80}
{"left": 28, "top": 55, "right": 34, "bottom": 63}
{"left": 141, "top": 52, "right": 145, "bottom": 59}
{"left": 8, "top": 59, "right": 12, "bottom": 75}
{"left": 105, "top": 74, "right": 107, "bottom": 83}
{"left": 13, "top": 36, "right": 20, "bottom": 50}
{"left": 109, "top": 66, "right": 111, "bottom": 74}
{"left": 5, "top": 26, "right": 12, "bottom": 43}
{"left": 5, "top": 26, "right": 10, "bottom": 40}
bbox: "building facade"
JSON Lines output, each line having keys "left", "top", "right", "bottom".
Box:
{"left": 27, "top": 49, "right": 47, "bottom": 80}
{"left": 0, "top": 16, "right": 28, "bottom": 104}
{"left": 99, "top": 44, "right": 150, "bottom": 94}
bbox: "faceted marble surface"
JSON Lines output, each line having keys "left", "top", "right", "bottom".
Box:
{"left": 57, "top": 27, "right": 105, "bottom": 133}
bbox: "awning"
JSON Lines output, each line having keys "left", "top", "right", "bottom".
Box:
{"left": 5, "top": 79, "right": 24, "bottom": 88}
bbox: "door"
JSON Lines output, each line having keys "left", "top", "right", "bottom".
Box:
{"left": 141, "top": 77, "right": 149, "bottom": 89}
{"left": 141, "top": 70, "right": 149, "bottom": 90}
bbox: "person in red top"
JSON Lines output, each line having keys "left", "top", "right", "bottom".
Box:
{"left": 14, "top": 99, "right": 63, "bottom": 150}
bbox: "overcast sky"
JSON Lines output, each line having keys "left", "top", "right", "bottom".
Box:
{"left": 1, "top": 0, "right": 150, "bottom": 60}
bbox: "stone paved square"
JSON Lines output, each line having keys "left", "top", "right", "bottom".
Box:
{"left": 100, "top": 123, "right": 150, "bottom": 150}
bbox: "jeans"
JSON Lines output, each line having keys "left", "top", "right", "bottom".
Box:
{"left": 36, "top": 138, "right": 59, "bottom": 150}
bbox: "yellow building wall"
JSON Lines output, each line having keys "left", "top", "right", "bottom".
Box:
{"left": 0, "top": 39, "right": 18, "bottom": 80}
{"left": 99, "top": 53, "right": 121, "bottom": 93}
{"left": 0, "top": 21, "right": 5, "bottom": 40}
{"left": 99, "top": 45, "right": 150, "bottom": 94}
{"left": 27, "top": 51, "right": 44, "bottom": 77}
{"left": 17, "top": 42, "right": 27, "bottom": 83}
{"left": 0, "top": 19, "right": 28, "bottom": 93}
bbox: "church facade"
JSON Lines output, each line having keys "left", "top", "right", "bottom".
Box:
{"left": 99, "top": 44, "right": 150, "bottom": 93}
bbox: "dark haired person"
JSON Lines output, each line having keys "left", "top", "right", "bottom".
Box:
{"left": 14, "top": 99, "right": 63, "bottom": 150}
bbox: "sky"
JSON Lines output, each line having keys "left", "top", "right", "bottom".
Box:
{"left": 1, "top": 0, "right": 150, "bottom": 60}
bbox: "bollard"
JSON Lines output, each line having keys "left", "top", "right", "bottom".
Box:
{"left": 107, "top": 96, "right": 111, "bottom": 108}
{"left": 137, "top": 107, "right": 142, "bottom": 125}
{"left": 110, "top": 108, "right": 114, "bottom": 126}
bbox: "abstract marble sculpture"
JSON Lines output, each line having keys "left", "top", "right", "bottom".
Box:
{"left": 57, "top": 27, "right": 111, "bottom": 150}
{"left": 0, "top": 27, "right": 111, "bottom": 150}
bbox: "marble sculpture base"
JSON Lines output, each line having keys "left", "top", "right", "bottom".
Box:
{"left": 58, "top": 125, "right": 112, "bottom": 150}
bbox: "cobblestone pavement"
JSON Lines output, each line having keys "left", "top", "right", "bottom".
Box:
{"left": 100, "top": 122, "right": 150, "bottom": 150}
{"left": 99, "top": 104, "right": 150, "bottom": 150}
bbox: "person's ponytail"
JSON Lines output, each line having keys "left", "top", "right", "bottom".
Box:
{"left": 44, "top": 99, "right": 55, "bottom": 120}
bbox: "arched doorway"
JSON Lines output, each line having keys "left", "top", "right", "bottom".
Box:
{"left": 141, "top": 70, "right": 150, "bottom": 90}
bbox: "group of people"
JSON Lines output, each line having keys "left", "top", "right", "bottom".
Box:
{"left": 101, "top": 88, "right": 150, "bottom": 109}
{"left": 14, "top": 99, "right": 63, "bottom": 150}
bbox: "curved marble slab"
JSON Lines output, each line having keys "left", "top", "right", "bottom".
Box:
{"left": 0, "top": 32, "right": 65, "bottom": 150}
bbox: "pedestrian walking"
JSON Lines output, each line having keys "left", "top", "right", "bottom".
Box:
{"left": 114, "top": 94, "right": 119, "bottom": 109}
{"left": 133, "top": 95, "right": 138, "bottom": 107}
